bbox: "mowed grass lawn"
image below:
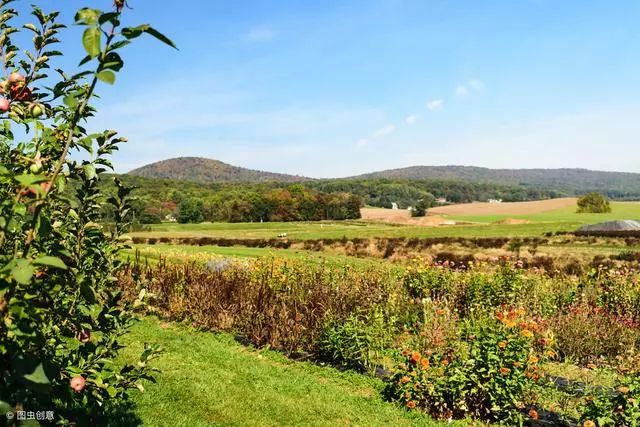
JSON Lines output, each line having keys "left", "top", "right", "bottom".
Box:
{"left": 120, "top": 317, "right": 461, "bottom": 427}
{"left": 130, "top": 201, "right": 640, "bottom": 240}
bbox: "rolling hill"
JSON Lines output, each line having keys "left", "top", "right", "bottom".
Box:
{"left": 127, "top": 157, "right": 640, "bottom": 198}
{"left": 128, "top": 157, "right": 309, "bottom": 183}
{"left": 354, "top": 165, "right": 640, "bottom": 196}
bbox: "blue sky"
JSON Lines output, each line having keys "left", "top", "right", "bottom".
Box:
{"left": 38, "top": 1, "right": 640, "bottom": 176}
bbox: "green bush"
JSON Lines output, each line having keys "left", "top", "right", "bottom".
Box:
{"left": 0, "top": 2, "right": 173, "bottom": 424}
{"left": 410, "top": 199, "right": 428, "bottom": 217}
{"left": 317, "top": 308, "right": 395, "bottom": 373}
{"left": 177, "top": 197, "right": 204, "bottom": 223}
{"left": 577, "top": 192, "right": 611, "bottom": 213}
{"left": 385, "top": 309, "right": 553, "bottom": 424}
{"left": 581, "top": 373, "right": 640, "bottom": 426}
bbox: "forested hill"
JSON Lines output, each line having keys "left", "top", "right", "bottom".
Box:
{"left": 128, "top": 157, "right": 309, "bottom": 183}
{"left": 127, "top": 157, "right": 640, "bottom": 199}
{"left": 354, "top": 166, "right": 640, "bottom": 197}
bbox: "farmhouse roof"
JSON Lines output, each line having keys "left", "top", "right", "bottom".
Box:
{"left": 577, "top": 220, "right": 640, "bottom": 233}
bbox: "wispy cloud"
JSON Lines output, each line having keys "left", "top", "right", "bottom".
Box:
{"left": 245, "top": 25, "right": 275, "bottom": 43}
{"left": 405, "top": 115, "right": 417, "bottom": 125}
{"left": 426, "top": 99, "right": 444, "bottom": 111}
{"left": 455, "top": 79, "right": 485, "bottom": 96}
{"left": 372, "top": 124, "right": 396, "bottom": 137}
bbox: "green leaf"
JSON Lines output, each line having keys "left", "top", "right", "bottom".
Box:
{"left": 12, "top": 259, "right": 34, "bottom": 285}
{"left": 96, "top": 70, "right": 115, "bottom": 85}
{"left": 33, "top": 256, "right": 67, "bottom": 270}
{"left": 121, "top": 25, "right": 144, "bottom": 40}
{"left": 144, "top": 26, "right": 178, "bottom": 50}
{"left": 64, "top": 94, "right": 78, "bottom": 109}
{"left": 99, "top": 12, "right": 119, "bottom": 26}
{"left": 83, "top": 164, "right": 96, "bottom": 180}
{"left": 75, "top": 8, "right": 101, "bottom": 25}
{"left": 0, "top": 400, "right": 11, "bottom": 416}
{"left": 80, "top": 281, "right": 97, "bottom": 304}
{"left": 102, "top": 52, "right": 123, "bottom": 71}
{"left": 82, "top": 27, "right": 101, "bottom": 58}
{"left": 23, "top": 363, "right": 50, "bottom": 385}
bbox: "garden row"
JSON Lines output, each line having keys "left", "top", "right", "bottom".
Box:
{"left": 119, "top": 256, "right": 640, "bottom": 425}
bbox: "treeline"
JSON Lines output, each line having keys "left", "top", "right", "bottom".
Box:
{"left": 173, "top": 186, "right": 362, "bottom": 223}
{"left": 98, "top": 178, "right": 361, "bottom": 223}
{"left": 308, "top": 179, "right": 564, "bottom": 207}
{"left": 97, "top": 175, "right": 565, "bottom": 224}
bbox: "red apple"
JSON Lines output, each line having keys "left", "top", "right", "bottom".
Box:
{"left": 0, "top": 98, "right": 9, "bottom": 112}
{"left": 8, "top": 72, "right": 25, "bottom": 83}
{"left": 70, "top": 376, "right": 86, "bottom": 392}
{"left": 10, "top": 83, "right": 32, "bottom": 102}
{"left": 40, "top": 182, "right": 51, "bottom": 193}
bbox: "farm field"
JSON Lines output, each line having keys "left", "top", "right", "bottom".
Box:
{"left": 129, "top": 200, "right": 640, "bottom": 241}
{"left": 125, "top": 244, "right": 386, "bottom": 267}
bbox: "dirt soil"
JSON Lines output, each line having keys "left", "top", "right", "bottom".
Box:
{"left": 360, "top": 208, "right": 455, "bottom": 226}
{"left": 428, "top": 197, "right": 577, "bottom": 216}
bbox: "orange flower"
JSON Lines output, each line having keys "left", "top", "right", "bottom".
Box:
{"left": 409, "top": 351, "right": 421, "bottom": 365}
{"left": 436, "top": 309, "right": 445, "bottom": 315}
{"left": 503, "top": 319, "right": 517, "bottom": 328}
{"left": 498, "top": 341, "right": 507, "bottom": 349}
{"left": 521, "top": 329, "right": 533, "bottom": 338}
{"left": 586, "top": 363, "right": 597, "bottom": 370}
{"left": 441, "top": 358, "right": 450, "bottom": 366}
{"left": 528, "top": 355, "right": 539, "bottom": 364}
{"left": 528, "top": 409, "right": 539, "bottom": 420}
{"left": 583, "top": 421, "right": 596, "bottom": 427}
{"left": 514, "top": 361, "right": 522, "bottom": 368}
{"left": 618, "top": 386, "right": 630, "bottom": 394}
{"left": 406, "top": 401, "right": 417, "bottom": 409}
{"left": 420, "top": 358, "right": 430, "bottom": 369}
{"left": 500, "top": 367, "right": 511, "bottom": 375}
{"left": 401, "top": 376, "right": 410, "bottom": 384}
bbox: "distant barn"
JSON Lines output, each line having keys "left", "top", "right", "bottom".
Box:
{"left": 576, "top": 220, "right": 640, "bottom": 237}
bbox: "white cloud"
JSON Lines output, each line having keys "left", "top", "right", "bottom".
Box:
{"left": 405, "top": 115, "right": 417, "bottom": 125}
{"left": 245, "top": 26, "right": 275, "bottom": 43}
{"left": 356, "top": 138, "right": 369, "bottom": 148}
{"left": 426, "top": 99, "right": 444, "bottom": 111}
{"left": 372, "top": 124, "right": 396, "bottom": 137}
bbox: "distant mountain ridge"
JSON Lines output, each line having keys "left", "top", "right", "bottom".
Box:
{"left": 353, "top": 165, "right": 640, "bottom": 194}
{"left": 128, "top": 157, "right": 309, "bottom": 183}
{"left": 127, "top": 157, "right": 640, "bottom": 196}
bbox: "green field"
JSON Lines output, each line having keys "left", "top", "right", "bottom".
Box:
{"left": 126, "top": 244, "right": 385, "bottom": 267}
{"left": 120, "top": 317, "right": 460, "bottom": 427}
{"left": 130, "top": 201, "right": 640, "bottom": 241}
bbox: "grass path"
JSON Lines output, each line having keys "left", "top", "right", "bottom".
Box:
{"left": 121, "top": 317, "right": 461, "bottom": 427}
